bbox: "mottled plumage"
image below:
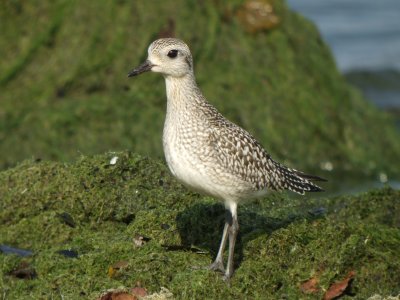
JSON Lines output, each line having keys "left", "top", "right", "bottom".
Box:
{"left": 128, "top": 38, "right": 326, "bottom": 281}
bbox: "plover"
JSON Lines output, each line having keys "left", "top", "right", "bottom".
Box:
{"left": 128, "top": 38, "right": 326, "bottom": 280}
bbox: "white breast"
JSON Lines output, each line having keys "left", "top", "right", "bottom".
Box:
{"left": 163, "top": 126, "right": 211, "bottom": 194}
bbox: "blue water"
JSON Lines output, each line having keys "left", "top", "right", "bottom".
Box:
{"left": 287, "top": 0, "right": 400, "bottom": 72}
{"left": 287, "top": 0, "right": 400, "bottom": 115}
{"left": 287, "top": 1, "right": 400, "bottom": 192}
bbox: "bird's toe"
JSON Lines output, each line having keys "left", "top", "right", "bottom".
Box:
{"left": 208, "top": 260, "right": 225, "bottom": 273}
{"left": 222, "top": 273, "right": 232, "bottom": 284}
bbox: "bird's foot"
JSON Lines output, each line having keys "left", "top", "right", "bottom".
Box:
{"left": 208, "top": 260, "right": 225, "bottom": 273}
{"left": 222, "top": 270, "right": 233, "bottom": 282}
{"left": 191, "top": 261, "right": 224, "bottom": 272}
{"left": 222, "top": 274, "right": 232, "bottom": 284}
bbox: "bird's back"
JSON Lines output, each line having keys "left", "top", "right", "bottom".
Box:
{"left": 201, "top": 101, "right": 325, "bottom": 196}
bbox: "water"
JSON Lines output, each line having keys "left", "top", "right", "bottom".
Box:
{"left": 286, "top": 1, "right": 400, "bottom": 191}
{"left": 287, "top": 0, "right": 400, "bottom": 72}
{"left": 287, "top": 0, "right": 400, "bottom": 113}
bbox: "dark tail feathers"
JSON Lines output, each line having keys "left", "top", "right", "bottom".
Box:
{"left": 277, "top": 164, "right": 327, "bottom": 195}
{"left": 293, "top": 170, "right": 328, "bottom": 182}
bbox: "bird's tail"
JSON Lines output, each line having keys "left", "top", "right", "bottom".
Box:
{"left": 275, "top": 163, "right": 327, "bottom": 195}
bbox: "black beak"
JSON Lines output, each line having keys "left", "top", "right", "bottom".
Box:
{"left": 127, "top": 60, "right": 153, "bottom": 77}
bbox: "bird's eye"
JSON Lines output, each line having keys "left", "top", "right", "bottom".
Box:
{"left": 167, "top": 49, "right": 178, "bottom": 58}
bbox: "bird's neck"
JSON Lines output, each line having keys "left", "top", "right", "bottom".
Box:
{"left": 164, "top": 73, "right": 203, "bottom": 111}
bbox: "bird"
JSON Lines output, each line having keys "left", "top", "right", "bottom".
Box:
{"left": 127, "top": 38, "right": 326, "bottom": 281}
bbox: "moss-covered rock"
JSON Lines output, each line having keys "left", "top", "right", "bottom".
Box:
{"left": 0, "top": 1, "right": 399, "bottom": 177}
{"left": 1, "top": 152, "right": 399, "bottom": 299}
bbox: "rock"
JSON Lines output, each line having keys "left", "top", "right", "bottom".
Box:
{"left": 0, "top": 152, "right": 399, "bottom": 298}
{"left": 0, "top": 0, "right": 399, "bottom": 177}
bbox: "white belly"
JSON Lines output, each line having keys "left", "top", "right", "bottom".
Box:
{"left": 164, "top": 140, "right": 211, "bottom": 194}
{"left": 163, "top": 136, "right": 256, "bottom": 202}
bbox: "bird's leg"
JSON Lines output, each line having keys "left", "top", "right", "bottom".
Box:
{"left": 208, "top": 210, "right": 230, "bottom": 273}
{"left": 223, "top": 203, "right": 239, "bottom": 281}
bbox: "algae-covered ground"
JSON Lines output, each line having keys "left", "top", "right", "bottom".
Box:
{"left": 1, "top": 0, "right": 400, "bottom": 299}
{"left": 1, "top": 0, "right": 399, "bottom": 178}
{"left": 0, "top": 152, "right": 399, "bottom": 299}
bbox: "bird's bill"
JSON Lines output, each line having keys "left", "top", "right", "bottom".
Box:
{"left": 127, "top": 60, "right": 153, "bottom": 77}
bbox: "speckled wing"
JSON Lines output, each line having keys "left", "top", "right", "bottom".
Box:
{"left": 207, "top": 116, "right": 324, "bottom": 195}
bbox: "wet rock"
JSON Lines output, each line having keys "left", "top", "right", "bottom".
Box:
{"left": 56, "top": 249, "right": 78, "bottom": 258}
{"left": 0, "top": 245, "right": 33, "bottom": 257}
{"left": 57, "top": 212, "right": 76, "bottom": 228}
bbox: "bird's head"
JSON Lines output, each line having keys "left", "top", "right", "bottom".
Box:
{"left": 128, "top": 38, "right": 193, "bottom": 78}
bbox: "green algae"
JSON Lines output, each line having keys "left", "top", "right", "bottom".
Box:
{"left": 1, "top": 152, "right": 399, "bottom": 299}
{"left": 0, "top": 0, "right": 399, "bottom": 178}
{"left": 1, "top": 0, "right": 399, "bottom": 297}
